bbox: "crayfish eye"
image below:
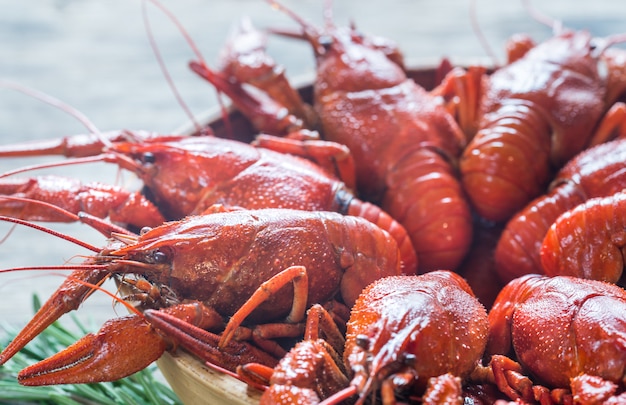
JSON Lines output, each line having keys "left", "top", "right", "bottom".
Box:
{"left": 356, "top": 334, "right": 370, "bottom": 350}
{"left": 401, "top": 353, "right": 416, "bottom": 366}
{"left": 147, "top": 249, "right": 169, "bottom": 264}
{"left": 142, "top": 152, "right": 156, "bottom": 164}
{"left": 318, "top": 35, "right": 333, "bottom": 53}
{"left": 139, "top": 226, "right": 152, "bottom": 236}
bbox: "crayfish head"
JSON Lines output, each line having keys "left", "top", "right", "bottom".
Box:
{"left": 312, "top": 27, "right": 407, "bottom": 95}
{"left": 344, "top": 273, "right": 489, "bottom": 400}
{"left": 529, "top": 30, "right": 602, "bottom": 79}
{"left": 108, "top": 213, "right": 259, "bottom": 311}
{"left": 267, "top": 0, "right": 405, "bottom": 94}
{"left": 109, "top": 137, "right": 261, "bottom": 220}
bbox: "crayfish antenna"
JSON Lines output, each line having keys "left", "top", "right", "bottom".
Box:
{"left": 468, "top": 0, "right": 500, "bottom": 67}
{"left": 0, "top": 80, "right": 112, "bottom": 150}
{"left": 0, "top": 196, "right": 135, "bottom": 237}
{"left": 521, "top": 0, "right": 563, "bottom": 34}
{"left": 0, "top": 215, "right": 101, "bottom": 252}
{"left": 265, "top": 0, "right": 324, "bottom": 54}
{"left": 0, "top": 154, "right": 108, "bottom": 180}
{"left": 141, "top": 0, "right": 209, "bottom": 136}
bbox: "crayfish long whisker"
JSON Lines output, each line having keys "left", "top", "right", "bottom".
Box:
{"left": 0, "top": 155, "right": 108, "bottom": 179}
{"left": 266, "top": 0, "right": 320, "bottom": 42}
{"left": 468, "top": 0, "right": 500, "bottom": 67}
{"left": 0, "top": 196, "right": 136, "bottom": 238}
{"left": 141, "top": 0, "right": 204, "bottom": 134}
{"left": 0, "top": 80, "right": 112, "bottom": 149}
{"left": 0, "top": 264, "right": 108, "bottom": 274}
{"left": 521, "top": 0, "right": 563, "bottom": 34}
{"left": 0, "top": 196, "right": 80, "bottom": 222}
{"left": 322, "top": 0, "right": 335, "bottom": 30}
{"left": 0, "top": 219, "right": 18, "bottom": 245}
{"left": 0, "top": 215, "right": 100, "bottom": 253}
{"left": 143, "top": 0, "right": 205, "bottom": 65}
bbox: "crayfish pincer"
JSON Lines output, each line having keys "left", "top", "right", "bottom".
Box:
{"left": 487, "top": 274, "right": 626, "bottom": 403}
{"left": 0, "top": 207, "right": 403, "bottom": 386}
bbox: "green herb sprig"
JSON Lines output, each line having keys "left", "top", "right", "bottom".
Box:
{"left": 0, "top": 294, "right": 181, "bottom": 405}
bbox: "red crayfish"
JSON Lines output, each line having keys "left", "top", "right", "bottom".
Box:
{"left": 0, "top": 129, "right": 417, "bottom": 274}
{"left": 541, "top": 190, "right": 626, "bottom": 284}
{"left": 495, "top": 138, "right": 626, "bottom": 284}
{"left": 435, "top": 25, "right": 626, "bottom": 223}
{"left": 232, "top": 271, "right": 490, "bottom": 404}
{"left": 234, "top": 0, "right": 473, "bottom": 273}
{"left": 487, "top": 274, "right": 626, "bottom": 403}
{"left": 0, "top": 206, "right": 403, "bottom": 385}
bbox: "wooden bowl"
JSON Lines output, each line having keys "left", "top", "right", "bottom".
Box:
{"left": 159, "top": 62, "right": 471, "bottom": 405}
{"left": 157, "top": 351, "right": 262, "bottom": 405}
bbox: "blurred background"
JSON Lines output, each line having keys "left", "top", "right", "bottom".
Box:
{"left": 0, "top": 0, "right": 624, "bottom": 373}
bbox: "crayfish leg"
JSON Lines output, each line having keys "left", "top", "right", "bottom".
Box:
{"left": 253, "top": 134, "right": 357, "bottom": 191}
{"left": 219, "top": 265, "right": 309, "bottom": 348}
{"left": 261, "top": 339, "right": 350, "bottom": 405}
{"left": 144, "top": 309, "right": 279, "bottom": 373}
{"left": 421, "top": 373, "right": 463, "bottom": 405}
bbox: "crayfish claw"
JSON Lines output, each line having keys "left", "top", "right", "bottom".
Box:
{"left": 0, "top": 268, "right": 109, "bottom": 366}
{"left": 17, "top": 315, "right": 167, "bottom": 386}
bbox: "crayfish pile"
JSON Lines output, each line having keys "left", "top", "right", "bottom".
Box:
{"left": 1, "top": 1, "right": 626, "bottom": 404}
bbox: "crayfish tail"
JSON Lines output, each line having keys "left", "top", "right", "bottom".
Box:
{"left": 346, "top": 199, "right": 418, "bottom": 275}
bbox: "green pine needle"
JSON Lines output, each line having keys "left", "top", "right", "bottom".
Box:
{"left": 0, "top": 294, "right": 182, "bottom": 405}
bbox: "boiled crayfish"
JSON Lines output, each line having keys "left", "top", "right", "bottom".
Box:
{"left": 234, "top": 271, "right": 490, "bottom": 404}
{"left": 238, "top": 0, "right": 473, "bottom": 274}
{"left": 486, "top": 274, "right": 626, "bottom": 403}
{"left": 0, "top": 206, "right": 403, "bottom": 385}
{"left": 0, "top": 130, "right": 417, "bottom": 273}
{"left": 436, "top": 26, "right": 626, "bottom": 223}
{"left": 495, "top": 138, "right": 626, "bottom": 284}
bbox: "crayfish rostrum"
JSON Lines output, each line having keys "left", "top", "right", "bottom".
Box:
{"left": 0, "top": 207, "right": 402, "bottom": 386}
